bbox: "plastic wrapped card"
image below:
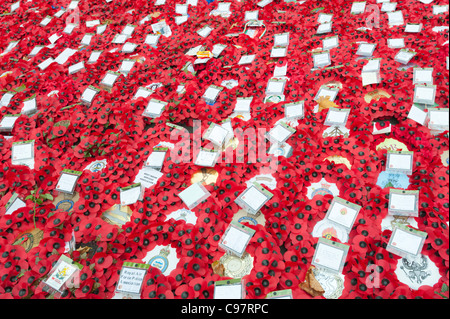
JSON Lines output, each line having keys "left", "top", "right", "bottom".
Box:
{"left": 178, "top": 182, "right": 211, "bottom": 209}
{"left": 214, "top": 278, "right": 244, "bottom": 299}
{"left": 133, "top": 166, "right": 163, "bottom": 189}
{"left": 324, "top": 197, "right": 362, "bottom": 232}
{"left": 428, "top": 108, "right": 449, "bottom": 131}
{"left": 219, "top": 221, "right": 256, "bottom": 257}
{"left": 195, "top": 148, "right": 220, "bottom": 167}
{"left": 387, "top": 10, "right": 404, "bottom": 26}
{"left": 386, "top": 224, "right": 427, "bottom": 258}
{"left": 317, "top": 22, "right": 332, "bottom": 34}
{"left": 0, "top": 114, "right": 20, "bottom": 132}
{"left": 284, "top": 101, "right": 304, "bottom": 119}
{"left": 413, "top": 68, "right": 433, "bottom": 84}
{"left": 394, "top": 49, "right": 416, "bottom": 64}
{"left": 238, "top": 54, "right": 256, "bottom": 65}
{"left": 274, "top": 33, "right": 289, "bottom": 47}
{"left": 351, "top": 2, "right": 366, "bottom": 14}
{"left": 115, "top": 262, "right": 150, "bottom": 298}
{"left": 314, "top": 86, "right": 339, "bottom": 102}
{"left": 356, "top": 43, "right": 376, "bottom": 57}
{"left": 5, "top": 192, "right": 26, "bottom": 215}
{"left": 270, "top": 46, "right": 287, "bottom": 58}
{"left": 55, "top": 169, "right": 82, "bottom": 194}
{"left": 312, "top": 237, "right": 349, "bottom": 275}
{"left": 386, "top": 151, "right": 414, "bottom": 175}
{"left": 119, "top": 183, "right": 142, "bottom": 206}
{"left": 203, "top": 122, "right": 230, "bottom": 147}
{"left": 387, "top": 38, "right": 405, "bottom": 49}
{"left": 143, "top": 98, "right": 166, "bottom": 117}
{"left": 68, "top": 61, "right": 85, "bottom": 75}
{"left": 405, "top": 23, "right": 422, "bottom": 33}
{"left": 197, "top": 25, "right": 213, "bottom": 38}
{"left": 407, "top": 103, "right": 428, "bottom": 125}
{"left": 388, "top": 189, "right": 419, "bottom": 216}
{"left": 0, "top": 92, "right": 15, "bottom": 107}
{"left": 39, "top": 255, "right": 82, "bottom": 299}
{"left": 266, "top": 78, "right": 286, "bottom": 95}
{"left": 80, "top": 33, "right": 94, "bottom": 46}
{"left": 21, "top": 97, "right": 37, "bottom": 115}
{"left": 80, "top": 85, "right": 100, "bottom": 105}
{"left": 145, "top": 147, "right": 167, "bottom": 170}
{"left": 119, "top": 59, "right": 136, "bottom": 74}
{"left": 235, "top": 182, "right": 273, "bottom": 215}
{"left": 87, "top": 50, "right": 102, "bottom": 64}
{"left": 202, "top": 85, "right": 223, "bottom": 104}
{"left": 234, "top": 97, "right": 252, "bottom": 113}
{"left": 324, "top": 108, "right": 350, "bottom": 126}
{"left": 28, "top": 45, "right": 44, "bottom": 57}
{"left": 100, "top": 71, "right": 120, "bottom": 88}
{"left": 266, "top": 122, "right": 295, "bottom": 144}
{"left": 413, "top": 84, "right": 436, "bottom": 105}
{"left": 322, "top": 36, "right": 339, "bottom": 50}
{"left": 313, "top": 51, "right": 331, "bottom": 68}
{"left": 121, "top": 42, "right": 138, "bottom": 53}
{"left": 211, "top": 43, "right": 227, "bottom": 58}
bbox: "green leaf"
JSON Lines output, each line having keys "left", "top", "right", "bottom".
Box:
{"left": 442, "top": 283, "right": 449, "bottom": 293}
{"left": 25, "top": 195, "right": 34, "bottom": 201}
{"left": 36, "top": 198, "right": 43, "bottom": 205}
{"left": 40, "top": 193, "right": 54, "bottom": 201}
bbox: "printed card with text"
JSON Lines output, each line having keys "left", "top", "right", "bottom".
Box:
{"left": 178, "top": 182, "right": 211, "bottom": 209}
{"left": 388, "top": 189, "right": 419, "bottom": 216}
{"left": 119, "top": 183, "right": 142, "bottom": 206}
{"left": 219, "top": 221, "right": 256, "bottom": 257}
{"left": 324, "top": 197, "right": 362, "bottom": 232}
{"left": 387, "top": 224, "right": 428, "bottom": 258}
{"left": 235, "top": 182, "right": 274, "bottom": 215}
{"left": 214, "top": 278, "right": 244, "bottom": 299}
{"left": 115, "top": 262, "right": 150, "bottom": 298}
{"left": 55, "top": 169, "right": 82, "bottom": 194}
{"left": 386, "top": 151, "right": 414, "bottom": 175}
{"left": 312, "top": 237, "right": 350, "bottom": 275}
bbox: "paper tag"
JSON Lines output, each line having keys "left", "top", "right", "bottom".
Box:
{"left": 235, "top": 182, "right": 273, "bottom": 215}
{"left": 312, "top": 238, "right": 349, "bottom": 274}
{"left": 386, "top": 151, "right": 414, "bottom": 175}
{"left": 387, "top": 225, "right": 427, "bottom": 258}
{"left": 55, "top": 169, "right": 82, "bottom": 194}
{"left": 388, "top": 189, "right": 419, "bottom": 216}
{"left": 178, "top": 182, "right": 211, "bottom": 209}
{"left": 214, "top": 278, "right": 243, "bottom": 299}
{"left": 219, "top": 221, "right": 256, "bottom": 257}
{"left": 116, "top": 262, "right": 150, "bottom": 296}
{"left": 325, "top": 197, "right": 361, "bottom": 231}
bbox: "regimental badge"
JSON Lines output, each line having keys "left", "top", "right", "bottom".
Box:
{"left": 147, "top": 246, "right": 170, "bottom": 273}
{"left": 376, "top": 138, "right": 409, "bottom": 152}
{"left": 53, "top": 192, "right": 80, "bottom": 213}
{"left": 219, "top": 252, "right": 254, "bottom": 279}
{"left": 324, "top": 155, "right": 352, "bottom": 169}
{"left": 190, "top": 168, "right": 219, "bottom": 186}
{"left": 307, "top": 178, "right": 340, "bottom": 200}
{"left": 101, "top": 204, "right": 133, "bottom": 226}
{"left": 232, "top": 209, "right": 266, "bottom": 226}
{"left": 13, "top": 228, "right": 44, "bottom": 253}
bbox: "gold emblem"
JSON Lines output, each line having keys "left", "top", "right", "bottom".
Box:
{"left": 219, "top": 252, "right": 254, "bottom": 279}
{"left": 101, "top": 205, "right": 133, "bottom": 226}
{"left": 364, "top": 89, "right": 391, "bottom": 103}
{"left": 190, "top": 168, "right": 219, "bottom": 186}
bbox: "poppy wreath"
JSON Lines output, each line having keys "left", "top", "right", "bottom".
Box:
{"left": 0, "top": 0, "right": 448, "bottom": 299}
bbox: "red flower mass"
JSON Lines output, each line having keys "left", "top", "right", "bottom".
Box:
{"left": 0, "top": 0, "right": 448, "bottom": 300}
